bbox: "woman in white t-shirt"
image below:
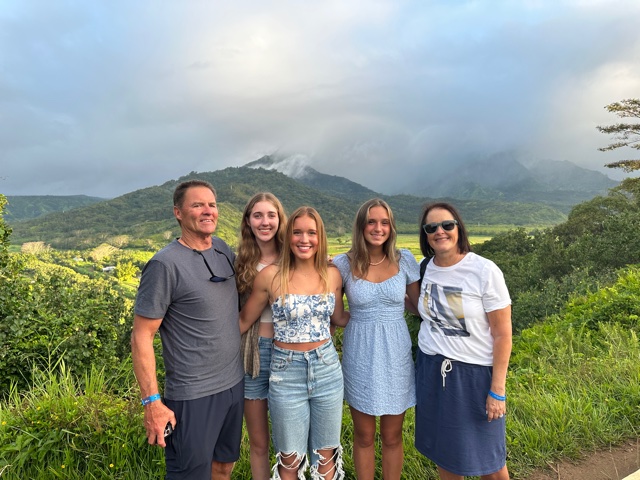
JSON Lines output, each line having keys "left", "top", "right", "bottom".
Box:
{"left": 414, "top": 202, "right": 513, "bottom": 480}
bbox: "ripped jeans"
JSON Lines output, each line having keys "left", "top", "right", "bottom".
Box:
{"left": 269, "top": 340, "right": 345, "bottom": 480}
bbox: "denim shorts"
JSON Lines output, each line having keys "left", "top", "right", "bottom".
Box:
{"left": 244, "top": 336, "right": 273, "bottom": 400}
{"left": 268, "top": 340, "right": 344, "bottom": 476}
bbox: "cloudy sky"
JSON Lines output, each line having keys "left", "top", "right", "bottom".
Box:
{"left": 1, "top": 0, "right": 639, "bottom": 197}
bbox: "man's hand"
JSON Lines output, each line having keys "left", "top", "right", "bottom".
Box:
{"left": 143, "top": 401, "right": 177, "bottom": 448}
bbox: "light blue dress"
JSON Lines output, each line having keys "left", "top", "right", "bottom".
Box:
{"left": 333, "top": 249, "right": 420, "bottom": 416}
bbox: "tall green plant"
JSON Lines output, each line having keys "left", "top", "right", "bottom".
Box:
{"left": 0, "top": 194, "right": 12, "bottom": 270}
{"left": 0, "top": 361, "right": 165, "bottom": 479}
{"left": 598, "top": 98, "right": 640, "bottom": 173}
{"left": 0, "top": 254, "right": 133, "bottom": 394}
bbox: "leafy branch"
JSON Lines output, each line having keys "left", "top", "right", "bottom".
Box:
{"left": 597, "top": 99, "right": 640, "bottom": 172}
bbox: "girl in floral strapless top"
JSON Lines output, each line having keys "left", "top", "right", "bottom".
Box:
{"left": 240, "top": 206, "right": 349, "bottom": 480}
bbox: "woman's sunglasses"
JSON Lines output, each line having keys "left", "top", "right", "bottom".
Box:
{"left": 422, "top": 220, "right": 458, "bottom": 235}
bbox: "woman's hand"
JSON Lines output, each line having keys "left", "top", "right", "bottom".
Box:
{"left": 329, "top": 266, "right": 349, "bottom": 328}
{"left": 485, "top": 392, "right": 506, "bottom": 422}
{"left": 405, "top": 280, "right": 420, "bottom": 315}
{"left": 487, "top": 305, "right": 512, "bottom": 422}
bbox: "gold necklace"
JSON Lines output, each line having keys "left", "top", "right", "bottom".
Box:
{"left": 180, "top": 237, "right": 211, "bottom": 252}
{"left": 295, "top": 269, "right": 314, "bottom": 277}
{"left": 180, "top": 238, "right": 198, "bottom": 251}
{"left": 369, "top": 254, "right": 387, "bottom": 266}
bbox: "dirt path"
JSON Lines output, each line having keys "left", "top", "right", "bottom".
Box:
{"left": 523, "top": 439, "right": 640, "bottom": 480}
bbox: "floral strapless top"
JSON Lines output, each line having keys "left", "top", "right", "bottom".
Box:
{"left": 271, "top": 293, "right": 335, "bottom": 343}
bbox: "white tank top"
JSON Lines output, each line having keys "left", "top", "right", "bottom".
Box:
{"left": 257, "top": 263, "right": 274, "bottom": 324}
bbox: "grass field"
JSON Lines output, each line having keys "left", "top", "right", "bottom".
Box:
{"left": 328, "top": 233, "right": 492, "bottom": 259}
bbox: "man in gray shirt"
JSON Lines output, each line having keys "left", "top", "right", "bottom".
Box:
{"left": 131, "top": 180, "right": 244, "bottom": 480}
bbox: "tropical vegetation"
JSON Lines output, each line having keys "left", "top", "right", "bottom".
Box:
{"left": 1, "top": 175, "right": 639, "bottom": 478}
{"left": 1, "top": 101, "right": 639, "bottom": 478}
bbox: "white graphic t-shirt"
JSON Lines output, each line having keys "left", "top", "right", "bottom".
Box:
{"left": 417, "top": 252, "right": 511, "bottom": 366}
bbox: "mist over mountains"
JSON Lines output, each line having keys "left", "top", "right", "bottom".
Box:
{"left": 247, "top": 153, "right": 618, "bottom": 211}
{"left": 245, "top": 155, "right": 378, "bottom": 201}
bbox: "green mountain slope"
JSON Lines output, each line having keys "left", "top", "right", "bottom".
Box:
{"left": 8, "top": 166, "right": 568, "bottom": 249}
{"left": 5, "top": 195, "right": 105, "bottom": 222}
{"left": 245, "top": 155, "right": 379, "bottom": 203}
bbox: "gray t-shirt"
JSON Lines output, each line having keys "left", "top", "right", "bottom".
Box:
{"left": 135, "top": 238, "right": 243, "bottom": 401}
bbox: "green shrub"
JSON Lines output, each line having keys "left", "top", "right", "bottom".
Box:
{"left": 558, "top": 266, "right": 640, "bottom": 331}
{"left": 0, "top": 256, "right": 133, "bottom": 394}
{"left": 510, "top": 267, "right": 618, "bottom": 332}
{"left": 0, "top": 195, "right": 11, "bottom": 270}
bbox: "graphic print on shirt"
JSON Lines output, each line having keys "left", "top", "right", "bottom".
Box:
{"left": 422, "top": 283, "right": 470, "bottom": 337}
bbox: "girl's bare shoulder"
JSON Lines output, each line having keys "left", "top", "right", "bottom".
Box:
{"left": 254, "top": 264, "right": 278, "bottom": 285}
{"left": 328, "top": 263, "right": 344, "bottom": 287}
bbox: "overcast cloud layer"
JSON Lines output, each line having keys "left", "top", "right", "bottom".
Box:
{"left": 1, "top": 0, "right": 639, "bottom": 197}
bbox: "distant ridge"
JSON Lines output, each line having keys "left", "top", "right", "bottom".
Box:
{"left": 5, "top": 195, "right": 105, "bottom": 223}
{"left": 397, "top": 153, "right": 618, "bottom": 212}
{"left": 8, "top": 161, "right": 569, "bottom": 249}
{"left": 246, "top": 154, "right": 378, "bottom": 202}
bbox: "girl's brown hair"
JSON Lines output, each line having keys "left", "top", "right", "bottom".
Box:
{"left": 235, "top": 193, "right": 287, "bottom": 300}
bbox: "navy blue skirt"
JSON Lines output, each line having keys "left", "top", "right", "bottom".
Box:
{"left": 414, "top": 349, "right": 506, "bottom": 476}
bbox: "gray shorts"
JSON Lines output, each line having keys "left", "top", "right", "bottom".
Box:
{"left": 164, "top": 379, "right": 244, "bottom": 480}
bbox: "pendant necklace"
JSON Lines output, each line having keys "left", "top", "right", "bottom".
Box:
{"left": 369, "top": 254, "right": 387, "bottom": 266}
{"left": 180, "top": 237, "right": 210, "bottom": 252}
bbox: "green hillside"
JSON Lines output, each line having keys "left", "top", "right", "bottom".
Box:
{"left": 245, "top": 155, "right": 379, "bottom": 203}
{"left": 4, "top": 195, "right": 105, "bottom": 222}
{"left": 7, "top": 166, "right": 567, "bottom": 249}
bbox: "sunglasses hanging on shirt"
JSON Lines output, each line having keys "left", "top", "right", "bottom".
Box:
{"left": 193, "top": 248, "right": 236, "bottom": 282}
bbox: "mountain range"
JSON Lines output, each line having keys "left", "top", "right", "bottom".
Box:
{"left": 4, "top": 155, "right": 614, "bottom": 250}
{"left": 3, "top": 195, "right": 105, "bottom": 223}
{"left": 395, "top": 152, "right": 618, "bottom": 207}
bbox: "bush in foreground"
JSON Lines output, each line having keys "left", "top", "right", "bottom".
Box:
{"left": 1, "top": 267, "right": 639, "bottom": 479}
{"left": 0, "top": 255, "right": 133, "bottom": 395}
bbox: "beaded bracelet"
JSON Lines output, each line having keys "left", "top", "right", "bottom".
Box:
{"left": 141, "top": 393, "right": 161, "bottom": 406}
{"left": 489, "top": 390, "right": 506, "bottom": 401}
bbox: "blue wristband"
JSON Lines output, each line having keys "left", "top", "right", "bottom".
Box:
{"left": 489, "top": 390, "right": 506, "bottom": 401}
{"left": 141, "top": 393, "right": 161, "bottom": 406}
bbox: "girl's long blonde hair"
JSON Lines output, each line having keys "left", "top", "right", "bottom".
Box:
{"left": 278, "top": 206, "right": 330, "bottom": 298}
{"left": 348, "top": 198, "right": 399, "bottom": 279}
{"left": 235, "top": 192, "right": 287, "bottom": 301}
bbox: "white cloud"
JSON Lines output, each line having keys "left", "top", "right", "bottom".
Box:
{"left": 1, "top": 0, "right": 639, "bottom": 196}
